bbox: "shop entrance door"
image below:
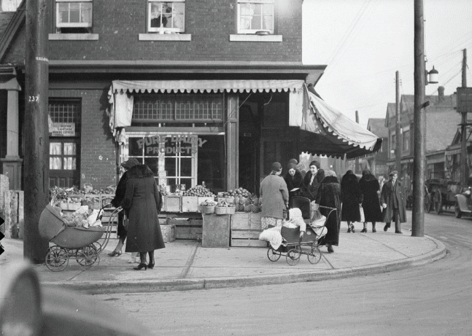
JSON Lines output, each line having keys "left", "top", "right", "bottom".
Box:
{"left": 49, "top": 139, "right": 80, "bottom": 188}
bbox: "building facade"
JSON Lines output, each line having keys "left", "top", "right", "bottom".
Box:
{"left": 1, "top": 0, "right": 329, "bottom": 195}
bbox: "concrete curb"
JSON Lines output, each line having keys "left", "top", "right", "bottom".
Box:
{"left": 42, "top": 236, "right": 447, "bottom": 295}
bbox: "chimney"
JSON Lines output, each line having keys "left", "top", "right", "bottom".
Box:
{"left": 438, "top": 86, "right": 445, "bottom": 102}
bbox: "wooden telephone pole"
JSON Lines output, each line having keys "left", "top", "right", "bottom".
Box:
{"left": 395, "top": 71, "right": 402, "bottom": 175}
{"left": 460, "top": 49, "right": 468, "bottom": 187}
{"left": 412, "top": 0, "right": 426, "bottom": 237}
{"left": 24, "top": 0, "right": 49, "bottom": 263}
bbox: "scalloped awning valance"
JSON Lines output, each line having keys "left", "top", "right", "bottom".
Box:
{"left": 110, "top": 79, "right": 305, "bottom": 94}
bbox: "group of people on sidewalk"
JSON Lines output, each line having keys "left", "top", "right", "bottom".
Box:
{"left": 260, "top": 159, "right": 407, "bottom": 254}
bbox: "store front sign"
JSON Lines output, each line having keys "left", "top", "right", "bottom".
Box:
{"left": 136, "top": 135, "right": 207, "bottom": 155}
{"left": 50, "top": 123, "right": 75, "bottom": 136}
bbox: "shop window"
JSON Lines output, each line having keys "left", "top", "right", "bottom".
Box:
{"left": 55, "top": 0, "right": 93, "bottom": 34}
{"left": 133, "top": 93, "right": 224, "bottom": 124}
{"left": 237, "top": 0, "right": 274, "bottom": 34}
{"left": 148, "top": 0, "right": 185, "bottom": 34}
{"left": 125, "top": 134, "right": 224, "bottom": 193}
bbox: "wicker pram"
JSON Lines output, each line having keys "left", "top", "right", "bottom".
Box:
{"left": 39, "top": 204, "right": 118, "bottom": 271}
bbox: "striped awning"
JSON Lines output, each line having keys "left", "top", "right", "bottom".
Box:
{"left": 110, "top": 79, "right": 305, "bottom": 94}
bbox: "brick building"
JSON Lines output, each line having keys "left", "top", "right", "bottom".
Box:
{"left": 1, "top": 0, "right": 380, "bottom": 195}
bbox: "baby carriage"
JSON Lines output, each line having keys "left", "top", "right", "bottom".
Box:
{"left": 266, "top": 196, "right": 337, "bottom": 266}
{"left": 39, "top": 204, "right": 118, "bottom": 272}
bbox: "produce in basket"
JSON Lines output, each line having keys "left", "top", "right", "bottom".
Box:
{"left": 182, "top": 185, "right": 214, "bottom": 197}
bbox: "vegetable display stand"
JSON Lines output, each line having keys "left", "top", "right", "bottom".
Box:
{"left": 202, "top": 213, "right": 231, "bottom": 248}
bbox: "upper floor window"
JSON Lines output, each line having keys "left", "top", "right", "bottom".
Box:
{"left": 55, "top": 0, "right": 93, "bottom": 33}
{"left": 237, "top": 0, "right": 274, "bottom": 34}
{"left": 148, "top": 0, "right": 185, "bottom": 34}
{"left": 403, "top": 130, "right": 410, "bottom": 152}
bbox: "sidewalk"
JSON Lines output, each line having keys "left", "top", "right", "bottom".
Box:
{"left": 0, "top": 224, "right": 446, "bottom": 294}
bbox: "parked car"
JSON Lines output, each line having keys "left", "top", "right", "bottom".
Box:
{"left": 0, "top": 261, "right": 151, "bottom": 336}
{"left": 454, "top": 187, "right": 472, "bottom": 218}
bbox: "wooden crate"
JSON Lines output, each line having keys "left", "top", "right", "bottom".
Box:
{"left": 160, "top": 224, "right": 175, "bottom": 243}
{"left": 163, "top": 195, "right": 181, "bottom": 212}
{"left": 181, "top": 196, "right": 199, "bottom": 212}
{"left": 231, "top": 212, "right": 262, "bottom": 230}
{"left": 169, "top": 217, "right": 202, "bottom": 240}
{"left": 230, "top": 212, "right": 264, "bottom": 247}
{"left": 202, "top": 214, "right": 231, "bottom": 248}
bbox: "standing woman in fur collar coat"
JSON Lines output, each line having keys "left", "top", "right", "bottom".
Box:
{"left": 316, "top": 170, "right": 342, "bottom": 253}
{"left": 122, "top": 163, "right": 165, "bottom": 270}
{"left": 301, "top": 160, "right": 325, "bottom": 201}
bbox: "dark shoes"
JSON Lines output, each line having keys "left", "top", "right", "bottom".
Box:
{"left": 133, "top": 263, "right": 148, "bottom": 271}
{"left": 108, "top": 250, "right": 122, "bottom": 257}
{"left": 327, "top": 245, "right": 334, "bottom": 253}
{"left": 148, "top": 262, "right": 155, "bottom": 269}
{"left": 347, "top": 224, "right": 355, "bottom": 233}
{"left": 372, "top": 228, "right": 377, "bottom": 233}
{"left": 361, "top": 228, "right": 367, "bottom": 233}
{"left": 383, "top": 224, "right": 390, "bottom": 232}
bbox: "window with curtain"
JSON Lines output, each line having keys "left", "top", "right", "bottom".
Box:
{"left": 237, "top": 0, "right": 274, "bottom": 34}
{"left": 148, "top": 0, "right": 185, "bottom": 33}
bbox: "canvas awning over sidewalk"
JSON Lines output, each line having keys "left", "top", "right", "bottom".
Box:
{"left": 297, "top": 88, "right": 382, "bottom": 159}
{"left": 107, "top": 80, "right": 381, "bottom": 158}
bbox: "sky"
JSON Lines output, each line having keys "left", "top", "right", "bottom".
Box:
{"left": 302, "top": 0, "right": 472, "bottom": 127}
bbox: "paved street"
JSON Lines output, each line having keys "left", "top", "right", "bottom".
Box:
{"left": 92, "top": 211, "right": 472, "bottom": 336}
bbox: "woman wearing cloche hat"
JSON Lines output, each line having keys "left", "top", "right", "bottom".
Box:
{"left": 259, "top": 162, "right": 289, "bottom": 230}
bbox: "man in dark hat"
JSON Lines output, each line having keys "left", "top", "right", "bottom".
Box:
{"left": 108, "top": 158, "right": 141, "bottom": 257}
{"left": 380, "top": 170, "right": 406, "bottom": 233}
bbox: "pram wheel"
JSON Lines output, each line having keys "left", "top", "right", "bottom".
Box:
{"left": 286, "top": 247, "right": 301, "bottom": 266}
{"left": 45, "top": 246, "right": 69, "bottom": 272}
{"left": 267, "top": 248, "right": 282, "bottom": 262}
{"left": 307, "top": 244, "right": 322, "bottom": 264}
{"left": 76, "top": 244, "right": 99, "bottom": 269}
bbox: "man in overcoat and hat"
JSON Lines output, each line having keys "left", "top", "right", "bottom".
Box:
{"left": 380, "top": 170, "right": 406, "bottom": 233}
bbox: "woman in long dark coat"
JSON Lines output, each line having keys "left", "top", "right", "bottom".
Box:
{"left": 122, "top": 164, "right": 165, "bottom": 270}
{"left": 284, "top": 162, "right": 303, "bottom": 207}
{"left": 108, "top": 158, "right": 140, "bottom": 257}
{"left": 359, "top": 170, "right": 383, "bottom": 232}
{"left": 301, "top": 161, "right": 325, "bottom": 201}
{"left": 340, "top": 170, "right": 363, "bottom": 233}
{"left": 316, "top": 170, "right": 341, "bottom": 253}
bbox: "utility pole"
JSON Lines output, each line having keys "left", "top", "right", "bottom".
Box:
{"left": 460, "top": 48, "right": 468, "bottom": 186}
{"left": 355, "top": 110, "right": 360, "bottom": 174}
{"left": 24, "top": 0, "right": 49, "bottom": 263}
{"left": 395, "top": 71, "right": 402, "bottom": 175}
{"left": 412, "top": 0, "right": 426, "bottom": 237}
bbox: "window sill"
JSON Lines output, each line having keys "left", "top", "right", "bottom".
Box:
{"left": 229, "top": 34, "right": 282, "bottom": 42}
{"left": 139, "top": 34, "right": 192, "bottom": 41}
{"left": 49, "top": 34, "right": 99, "bottom": 41}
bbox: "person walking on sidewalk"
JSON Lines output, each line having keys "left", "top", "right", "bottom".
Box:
{"left": 260, "top": 162, "right": 290, "bottom": 230}
{"left": 108, "top": 158, "right": 140, "bottom": 257}
{"left": 340, "top": 170, "right": 363, "bottom": 233}
{"left": 359, "top": 169, "right": 383, "bottom": 233}
{"left": 316, "top": 169, "right": 341, "bottom": 253}
{"left": 380, "top": 170, "right": 406, "bottom": 234}
{"left": 122, "top": 163, "right": 165, "bottom": 270}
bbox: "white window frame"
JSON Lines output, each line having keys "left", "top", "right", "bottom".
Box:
{"left": 122, "top": 132, "right": 197, "bottom": 189}
{"left": 237, "top": 0, "right": 274, "bottom": 35}
{"left": 147, "top": 0, "right": 185, "bottom": 34}
{"left": 56, "top": 0, "right": 93, "bottom": 28}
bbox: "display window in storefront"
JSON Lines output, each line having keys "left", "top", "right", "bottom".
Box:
{"left": 124, "top": 134, "right": 224, "bottom": 193}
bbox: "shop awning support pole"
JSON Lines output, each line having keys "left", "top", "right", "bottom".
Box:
{"left": 412, "top": 0, "right": 425, "bottom": 237}
{"left": 24, "top": 0, "right": 50, "bottom": 262}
